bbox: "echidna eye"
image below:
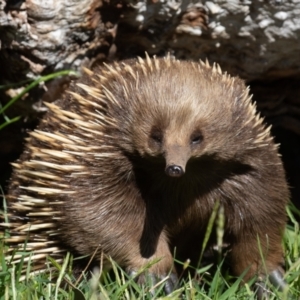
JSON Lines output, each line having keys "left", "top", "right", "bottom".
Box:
{"left": 150, "top": 128, "right": 163, "bottom": 144}
{"left": 151, "top": 133, "right": 163, "bottom": 144}
{"left": 191, "top": 134, "right": 203, "bottom": 145}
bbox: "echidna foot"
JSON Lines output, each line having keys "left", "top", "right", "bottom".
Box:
{"left": 128, "top": 269, "right": 178, "bottom": 295}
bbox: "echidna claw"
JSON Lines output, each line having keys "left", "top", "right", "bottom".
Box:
{"left": 128, "top": 270, "right": 178, "bottom": 295}
{"left": 256, "top": 269, "right": 288, "bottom": 300}
{"left": 268, "top": 269, "right": 287, "bottom": 290}
{"left": 164, "top": 272, "right": 178, "bottom": 294}
{"left": 256, "top": 281, "right": 271, "bottom": 300}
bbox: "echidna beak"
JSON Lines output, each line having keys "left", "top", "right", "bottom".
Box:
{"left": 165, "top": 164, "right": 185, "bottom": 177}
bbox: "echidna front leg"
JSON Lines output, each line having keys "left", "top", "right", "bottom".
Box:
{"left": 126, "top": 230, "right": 178, "bottom": 294}
{"left": 229, "top": 233, "right": 286, "bottom": 299}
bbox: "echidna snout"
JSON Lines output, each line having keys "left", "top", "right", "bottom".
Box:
{"left": 165, "top": 164, "right": 184, "bottom": 177}
{"left": 164, "top": 144, "right": 190, "bottom": 177}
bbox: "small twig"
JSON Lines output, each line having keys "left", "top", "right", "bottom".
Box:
{"left": 75, "top": 244, "right": 101, "bottom": 286}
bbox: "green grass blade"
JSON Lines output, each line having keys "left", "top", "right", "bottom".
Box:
{"left": 0, "top": 70, "right": 78, "bottom": 115}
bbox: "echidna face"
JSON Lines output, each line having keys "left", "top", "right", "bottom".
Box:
{"left": 147, "top": 122, "right": 204, "bottom": 177}
{"left": 127, "top": 100, "right": 207, "bottom": 178}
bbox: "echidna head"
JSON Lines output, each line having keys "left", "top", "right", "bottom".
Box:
{"left": 120, "top": 63, "right": 240, "bottom": 178}
{"left": 102, "top": 56, "right": 268, "bottom": 178}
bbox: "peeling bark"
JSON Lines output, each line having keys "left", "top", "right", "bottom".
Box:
{"left": 0, "top": 0, "right": 115, "bottom": 116}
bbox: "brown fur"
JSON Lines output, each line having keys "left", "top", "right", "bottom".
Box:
{"left": 2, "top": 56, "right": 289, "bottom": 283}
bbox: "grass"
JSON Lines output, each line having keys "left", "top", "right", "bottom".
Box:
{"left": 1, "top": 205, "right": 300, "bottom": 299}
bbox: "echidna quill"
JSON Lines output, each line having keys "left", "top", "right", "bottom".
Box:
{"left": 1, "top": 55, "right": 289, "bottom": 295}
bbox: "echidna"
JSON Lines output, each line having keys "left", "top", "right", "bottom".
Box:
{"left": 1, "top": 55, "right": 289, "bottom": 294}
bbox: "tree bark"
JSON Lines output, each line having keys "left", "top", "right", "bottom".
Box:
{"left": 0, "top": 0, "right": 115, "bottom": 115}
{"left": 116, "top": 0, "right": 300, "bottom": 80}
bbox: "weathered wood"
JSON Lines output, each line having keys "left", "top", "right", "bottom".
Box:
{"left": 0, "top": 0, "right": 114, "bottom": 115}
{"left": 0, "top": 0, "right": 112, "bottom": 77}
{"left": 116, "top": 0, "right": 300, "bottom": 80}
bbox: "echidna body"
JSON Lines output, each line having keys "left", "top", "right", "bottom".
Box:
{"left": 2, "top": 56, "right": 289, "bottom": 290}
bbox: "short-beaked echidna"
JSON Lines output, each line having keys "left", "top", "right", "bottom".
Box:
{"left": 1, "top": 55, "right": 289, "bottom": 293}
